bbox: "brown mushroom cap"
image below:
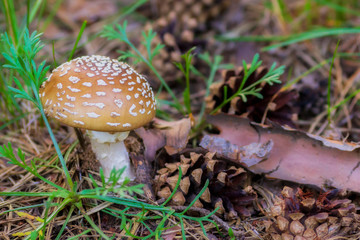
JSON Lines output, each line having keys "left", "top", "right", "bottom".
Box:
{"left": 39, "top": 55, "right": 156, "bottom": 132}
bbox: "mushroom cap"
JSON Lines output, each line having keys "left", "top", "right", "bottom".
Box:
{"left": 39, "top": 55, "right": 156, "bottom": 132}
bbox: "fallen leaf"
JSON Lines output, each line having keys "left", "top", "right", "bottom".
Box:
{"left": 162, "top": 225, "right": 181, "bottom": 240}
{"left": 135, "top": 118, "right": 191, "bottom": 161}
{"left": 203, "top": 113, "right": 360, "bottom": 193}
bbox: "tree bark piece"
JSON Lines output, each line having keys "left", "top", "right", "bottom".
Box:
{"left": 202, "top": 114, "right": 360, "bottom": 193}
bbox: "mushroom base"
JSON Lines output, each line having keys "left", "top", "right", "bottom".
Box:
{"left": 87, "top": 130, "right": 135, "bottom": 181}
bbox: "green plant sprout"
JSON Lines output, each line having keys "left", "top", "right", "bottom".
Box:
{"left": 210, "top": 53, "right": 285, "bottom": 115}
{"left": 1, "top": 30, "right": 73, "bottom": 189}
{"left": 174, "top": 47, "right": 196, "bottom": 115}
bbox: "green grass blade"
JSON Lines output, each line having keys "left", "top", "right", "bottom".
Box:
{"left": 314, "top": 0, "right": 360, "bottom": 17}
{"left": 262, "top": 28, "right": 360, "bottom": 51}
{"left": 327, "top": 40, "right": 340, "bottom": 122}
{"left": 68, "top": 21, "right": 87, "bottom": 61}
{"left": 67, "top": 230, "right": 92, "bottom": 240}
{"left": 217, "top": 28, "right": 360, "bottom": 51}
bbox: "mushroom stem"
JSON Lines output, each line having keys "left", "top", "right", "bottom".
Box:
{"left": 87, "top": 130, "right": 135, "bottom": 181}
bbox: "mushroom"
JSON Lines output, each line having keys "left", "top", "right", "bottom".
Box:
{"left": 39, "top": 55, "right": 156, "bottom": 180}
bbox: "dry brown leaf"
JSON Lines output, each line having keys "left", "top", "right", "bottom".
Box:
{"left": 135, "top": 118, "right": 191, "bottom": 161}
{"left": 203, "top": 113, "right": 360, "bottom": 193}
{"left": 162, "top": 225, "right": 182, "bottom": 240}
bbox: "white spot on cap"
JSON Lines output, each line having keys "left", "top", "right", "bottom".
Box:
{"left": 74, "top": 68, "right": 81, "bottom": 73}
{"left": 76, "top": 59, "right": 84, "bottom": 65}
{"left": 109, "top": 81, "right": 115, "bottom": 84}
{"left": 139, "top": 109, "right": 145, "bottom": 114}
{"left": 96, "top": 92, "right": 106, "bottom": 96}
{"left": 107, "top": 122, "right": 121, "bottom": 126}
{"left": 81, "top": 94, "right": 91, "bottom": 98}
{"left": 56, "top": 112, "right": 68, "bottom": 118}
{"left": 139, "top": 100, "right": 144, "bottom": 105}
{"left": 147, "top": 110, "right": 152, "bottom": 115}
{"left": 57, "top": 83, "right": 62, "bottom": 89}
{"left": 112, "top": 88, "right": 121, "bottom": 93}
{"left": 69, "top": 76, "right": 80, "bottom": 83}
{"left": 146, "top": 101, "right": 151, "bottom": 107}
{"left": 114, "top": 99, "right": 123, "bottom": 109}
{"left": 64, "top": 102, "right": 75, "bottom": 107}
{"left": 123, "top": 123, "right": 131, "bottom": 127}
{"left": 134, "top": 93, "right": 139, "bottom": 98}
{"left": 74, "top": 120, "right": 84, "bottom": 125}
{"left": 58, "top": 98, "right": 63, "bottom": 101}
{"left": 128, "top": 81, "right": 136, "bottom": 85}
{"left": 97, "top": 79, "right": 107, "bottom": 86}
{"left": 83, "top": 102, "right": 105, "bottom": 109}
{"left": 83, "top": 82, "right": 92, "bottom": 87}
{"left": 126, "top": 95, "right": 131, "bottom": 100}
{"left": 67, "top": 86, "right": 81, "bottom": 92}
{"left": 111, "top": 112, "right": 120, "bottom": 117}
{"left": 128, "top": 87, "right": 134, "bottom": 91}
{"left": 59, "top": 68, "right": 69, "bottom": 77}
{"left": 87, "top": 112, "right": 101, "bottom": 118}
{"left": 63, "top": 107, "right": 78, "bottom": 115}
{"left": 129, "top": 104, "right": 137, "bottom": 116}
{"left": 66, "top": 95, "right": 76, "bottom": 101}
{"left": 87, "top": 73, "right": 95, "bottom": 77}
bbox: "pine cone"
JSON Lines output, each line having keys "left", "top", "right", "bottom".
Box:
{"left": 154, "top": 150, "right": 257, "bottom": 220}
{"left": 137, "top": 0, "right": 229, "bottom": 84}
{"left": 206, "top": 67, "right": 298, "bottom": 127}
{"left": 153, "top": 0, "right": 231, "bottom": 36}
{"left": 264, "top": 186, "right": 360, "bottom": 239}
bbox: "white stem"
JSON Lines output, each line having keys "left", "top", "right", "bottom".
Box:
{"left": 87, "top": 130, "right": 135, "bottom": 181}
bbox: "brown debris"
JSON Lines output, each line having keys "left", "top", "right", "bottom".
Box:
{"left": 154, "top": 149, "right": 256, "bottom": 220}
{"left": 135, "top": 118, "right": 191, "bottom": 162}
{"left": 263, "top": 186, "right": 360, "bottom": 239}
{"left": 205, "top": 67, "right": 298, "bottom": 127}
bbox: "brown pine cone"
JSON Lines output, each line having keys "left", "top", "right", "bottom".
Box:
{"left": 137, "top": 0, "right": 230, "bottom": 84}
{"left": 154, "top": 149, "right": 257, "bottom": 220}
{"left": 153, "top": 0, "right": 231, "bottom": 36}
{"left": 263, "top": 187, "right": 360, "bottom": 239}
{"left": 206, "top": 67, "right": 298, "bottom": 127}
